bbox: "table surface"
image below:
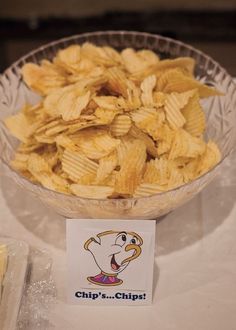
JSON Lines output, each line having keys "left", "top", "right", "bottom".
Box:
{"left": 1, "top": 151, "right": 236, "bottom": 330}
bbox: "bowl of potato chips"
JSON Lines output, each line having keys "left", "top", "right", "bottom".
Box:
{"left": 0, "top": 31, "right": 235, "bottom": 219}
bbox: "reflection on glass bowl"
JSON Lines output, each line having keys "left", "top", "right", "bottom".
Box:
{"left": 0, "top": 31, "right": 236, "bottom": 219}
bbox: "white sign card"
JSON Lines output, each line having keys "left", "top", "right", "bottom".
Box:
{"left": 66, "top": 219, "right": 156, "bottom": 306}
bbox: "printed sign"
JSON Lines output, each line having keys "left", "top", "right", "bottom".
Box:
{"left": 66, "top": 219, "right": 156, "bottom": 305}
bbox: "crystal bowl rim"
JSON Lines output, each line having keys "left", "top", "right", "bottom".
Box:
{"left": 1, "top": 30, "right": 235, "bottom": 202}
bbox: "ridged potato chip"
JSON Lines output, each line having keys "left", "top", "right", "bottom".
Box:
{"left": 143, "top": 158, "right": 169, "bottom": 185}
{"left": 140, "top": 75, "right": 156, "bottom": 106}
{"left": 62, "top": 149, "right": 98, "bottom": 182}
{"left": 131, "top": 107, "right": 165, "bottom": 138}
{"left": 137, "top": 49, "right": 160, "bottom": 66}
{"left": 81, "top": 42, "right": 116, "bottom": 67}
{"left": 106, "top": 67, "right": 128, "bottom": 97}
{"left": 115, "top": 140, "right": 146, "bottom": 195}
{"left": 22, "top": 62, "right": 66, "bottom": 95}
{"left": 129, "top": 125, "right": 158, "bottom": 157}
{"left": 110, "top": 115, "right": 132, "bottom": 137}
{"left": 169, "top": 129, "right": 206, "bottom": 160}
{"left": 182, "top": 91, "right": 206, "bottom": 136}
{"left": 70, "top": 129, "right": 120, "bottom": 159}
{"left": 134, "top": 183, "right": 166, "bottom": 197}
{"left": 11, "top": 153, "right": 30, "bottom": 171}
{"left": 70, "top": 184, "right": 114, "bottom": 198}
{"left": 164, "top": 90, "right": 196, "bottom": 129}
{"left": 54, "top": 45, "right": 81, "bottom": 73}
{"left": 121, "top": 48, "right": 148, "bottom": 74}
{"left": 154, "top": 57, "right": 195, "bottom": 76}
{"left": 94, "top": 107, "right": 119, "bottom": 124}
{"left": 4, "top": 112, "right": 38, "bottom": 143}
{"left": 157, "top": 68, "right": 221, "bottom": 97}
{"left": 197, "top": 141, "right": 221, "bottom": 176}
{"left": 95, "top": 151, "right": 118, "bottom": 183}
{"left": 93, "top": 96, "right": 118, "bottom": 110}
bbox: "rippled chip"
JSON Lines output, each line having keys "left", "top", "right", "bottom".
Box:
{"left": 131, "top": 107, "right": 165, "bottom": 139}
{"left": 129, "top": 125, "right": 158, "bottom": 157}
{"left": 140, "top": 75, "right": 156, "bottom": 106}
{"left": 4, "top": 113, "right": 35, "bottom": 143}
{"left": 115, "top": 140, "right": 146, "bottom": 195}
{"left": 81, "top": 42, "right": 116, "bottom": 67}
{"left": 22, "top": 62, "right": 66, "bottom": 95}
{"left": 62, "top": 149, "right": 98, "bottom": 182}
{"left": 95, "top": 151, "right": 118, "bottom": 183}
{"left": 164, "top": 90, "right": 196, "bottom": 129}
{"left": 169, "top": 129, "right": 206, "bottom": 160}
{"left": 54, "top": 45, "right": 81, "bottom": 73}
{"left": 110, "top": 114, "right": 132, "bottom": 137}
{"left": 70, "top": 184, "right": 114, "bottom": 198}
{"left": 197, "top": 141, "right": 221, "bottom": 176}
{"left": 93, "top": 96, "right": 118, "bottom": 110}
{"left": 157, "top": 68, "right": 221, "bottom": 97}
{"left": 134, "top": 183, "right": 166, "bottom": 197}
{"left": 155, "top": 57, "right": 195, "bottom": 75}
{"left": 70, "top": 129, "right": 120, "bottom": 159}
{"left": 182, "top": 91, "right": 206, "bottom": 136}
{"left": 106, "top": 67, "right": 128, "bottom": 97}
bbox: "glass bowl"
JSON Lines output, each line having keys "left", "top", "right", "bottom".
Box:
{"left": 0, "top": 31, "right": 236, "bottom": 219}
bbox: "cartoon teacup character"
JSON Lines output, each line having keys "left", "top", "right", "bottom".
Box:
{"left": 84, "top": 230, "right": 143, "bottom": 286}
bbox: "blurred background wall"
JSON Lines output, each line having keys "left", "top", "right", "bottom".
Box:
{"left": 0, "top": 0, "right": 235, "bottom": 74}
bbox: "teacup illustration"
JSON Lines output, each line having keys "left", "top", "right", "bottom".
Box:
{"left": 84, "top": 230, "right": 143, "bottom": 286}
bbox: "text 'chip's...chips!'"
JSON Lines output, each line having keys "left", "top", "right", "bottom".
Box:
{"left": 5, "top": 42, "right": 222, "bottom": 199}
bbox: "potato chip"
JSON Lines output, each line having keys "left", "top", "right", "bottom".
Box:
{"left": 110, "top": 114, "right": 132, "bottom": 137}
{"left": 129, "top": 125, "right": 158, "bottom": 157}
{"left": 169, "top": 129, "right": 206, "bottom": 160}
{"left": 17, "top": 141, "right": 44, "bottom": 153}
{"left": 168, "top": 166, "right": 184, "bottom": 189}
{"left": 157, "top": 68, "right": 221, "bottom": 97}
{"left": 81, "top": 42, "right": 117, "bottom": 67}
{"left": 115, "top": 140, "right": 146, "bottom": 195}
{"left": 27, "top": 153, "right": 51, "bottom": 173}
{"left": 55, "top": 135, "right": 77, "bottom": 151}
{"left": 21, "top": 62, "right": 66, "bottom": 95}
{"left": 70, "top": 129, "right": 120, "bottom": 159}
{"left": 196, "top": 141, "right": 221, "bottom": 176}
{"left": 131, "top": 107, "right": 165, "bottom": 137}
{"left": 62, "top": 149, "right": 98, "bottom": 182}
{"left": 126, "top": 80, "right": 142, "bottom": 110}
{"left": 4, "top": 113, "right": 35, "bottom": 143}
{"left": 182, "top": 91, "right": 206, "bottom": 136}
{"left": 95, "top": 151, "right": 118, "bottom": 183}
{"left": 103, "top": 46, "right": 123, "bottom": 65}
{"left": 137, "top": 49, "right": 160, "bottom": 66}
{"left": 140, "top": 75, "right": 156, "bottom": 106}
{"left": 143, "top": 158, "right": 169, "bottom": 185}
{"left": 11, "top": 153, "right": 30, "bottom": 171}
{"left": 70, "top": 184, "right": 114, "bottom": 198}
{"left": 116, "top": 136, "right": 136, "bottom": 166}
{"left": 106, "top": 67, "right": 128, "bottom": 97}
{"left": 153, "top": 91, "right": 166, "bottom": 108}
{"left": 121, "top": 48, "right": 148, "bottom": 74}
{"left": 93, "top": 96, "right": 118, "bottom": 110}
{"left": 54, "top": 45, "right": 81, "bottom": 73}
{"left": 34, "top": 134, "right": 56, "bottom": 144}
{"left": 94, "top": 107, "right": 119, "bottom": 124}
{"left": 164, "top": 90, "right": 196, "bottom": 129}
{"left": 134, "top": 183, "right": 166, "bottom": 197}
{"left": 154, "top": 57, "right": 195, "bottom": 75}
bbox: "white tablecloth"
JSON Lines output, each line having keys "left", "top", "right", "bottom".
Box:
{"left": 1, "top": 152, "right": 236, "bottom": 330}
